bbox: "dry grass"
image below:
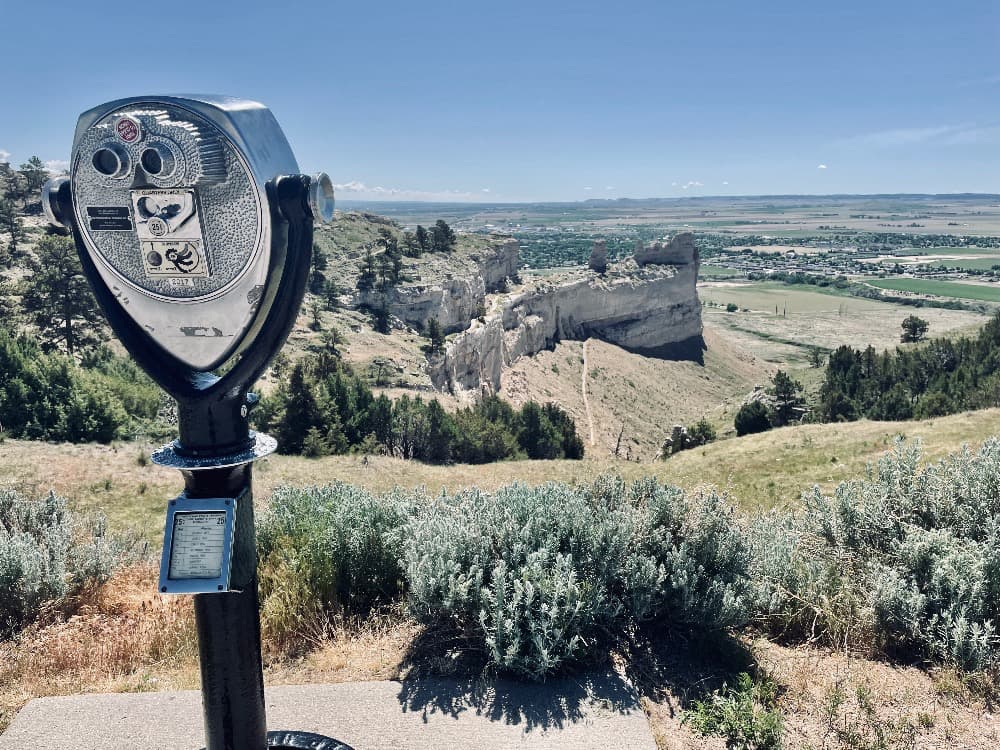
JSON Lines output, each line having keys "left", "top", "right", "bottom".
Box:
{"left": 0, "top": 564, "right": 198, "bottom": 731}
{"left": 701, "top": 281, "right": 988, "bottom": 371}
{"left": 3, "top": 409, "right": 1000, "bottom": 539}
{"left": 0, "top": 565, "right": 420, "bottom": 734}
{"left": 500, "top": 326, "right": 773, "bottom": 458}
{"left": 641, "top": 636, "right": 1000, "bottom": 749}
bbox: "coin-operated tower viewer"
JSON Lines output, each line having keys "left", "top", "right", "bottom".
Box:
{"left": 43, "top": 95, "right": 350, "bottom": 750}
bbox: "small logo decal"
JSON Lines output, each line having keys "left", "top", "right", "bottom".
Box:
{"left": 116, "top": 116, "right": 141, "bottom": 144}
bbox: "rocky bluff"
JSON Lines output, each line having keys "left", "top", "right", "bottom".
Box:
{"left": 429, "top": 233, "right": 703, "bottom": 394}
{"left": 357, "top": 238, "right": 519, "bottom": 333}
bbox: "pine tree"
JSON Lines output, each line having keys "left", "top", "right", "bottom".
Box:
{"left": 402, "top": 231, "right": 420, "bottom": 257}
{"left": 357, "top": 247, "right": 377, "bottom": 291}
{"left": 309, "top": 242, "right": 328, "bottom": 295}
{"left": 273, "top": 363, "right": 321, "bottom": 454}
{"left": 901, "top": 315, "right": 929, "bottom": 343}
{"left": 769, "top": 370, "right": 805, "bottom": 426}
{"left": 431, "top": 219, "right": 456, "bottom": 252}
{"left": 425, "top": 318, "right": 446, "bottom": 356}
{"left": 21, "top": 235, "right": 106, "bottom": 356}
{"left": 415, "top": 225, "right": 429, "bottom": 253}
{"left": 0, "top": 198, "right": 24, "bottom": 257}
{"left": 18, "top": 157, "right": 48, "bottom": 204}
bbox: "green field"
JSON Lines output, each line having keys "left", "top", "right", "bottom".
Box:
{"left": 698, "top": 264, "right": 744, "bottom": 278}
{"left": 910, "top": 245, "right": 1000, "bottom": 256}
{"left": 868, "top": 278, "right": 1000, "bottom": 302}
{"left": 930, "top": 257, "right": 1000, "bottom": 271}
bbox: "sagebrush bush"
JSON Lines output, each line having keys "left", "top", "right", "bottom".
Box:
{"left": 750, "top": 439, "right": 1000, "bottom": 670}
{"left": 403, "top": 476, "right": 750, "bottom": 679}
{"left": 0, "top": 489, "right": 135, "bottom": 636}
{"left": 256, "top": 483, "right": 411, "bottom": 643}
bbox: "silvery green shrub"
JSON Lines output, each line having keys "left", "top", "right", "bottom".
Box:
{"left": 0, "top": 489, "right": 132, "bottom": 636}
{"left": 750, "top": 439, "right": 1000, "bottom": 670}
{"left": 256, "top": 482, "right": 412, "bottom": 615}
{"left": 403, "top": 476, "right": 750, "bottom": 679}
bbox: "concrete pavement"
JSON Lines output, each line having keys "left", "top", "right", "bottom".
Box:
{"left": 0, "top": 674, "right": 657, "bottom": 749}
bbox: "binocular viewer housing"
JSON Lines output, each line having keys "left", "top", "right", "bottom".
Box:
{"left": 45, "top": 95, "right": 333, "bottom": 372}
{"left": 44, "top": 95, "right": 333, "bottom": 459}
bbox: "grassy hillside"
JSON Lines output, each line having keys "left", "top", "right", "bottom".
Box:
{"left": 500, "top": 326, "right": 774, "bottom": 457}
{"left": 3, "top": 407, "right": 998, "bottom": 539}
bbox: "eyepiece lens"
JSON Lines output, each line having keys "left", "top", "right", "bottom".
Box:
{"left": 92, "top": 148, "right": 121, "bottom": 176}
{"left": 141, "top": 148, "right": 163, "bottom": 175}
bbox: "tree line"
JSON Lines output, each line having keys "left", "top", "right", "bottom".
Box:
{"left": 817, "top": 312, "right": 1000, "bottom": 422}
{"left": 255, "top": 349, "right": 584, "bottom": 463}
{"left": 732, "top": 311, "right": 1000, "bottom": 436}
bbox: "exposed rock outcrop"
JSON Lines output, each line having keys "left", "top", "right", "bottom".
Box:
{"left": 634, "top": 233, "right": 697, "bottom": 267}
{"left": 469, "top": 238, "right": 519, "bottom": 292}
{"left": 359, "top": 238, "right": 519, "bottom": 334}
{"left": 430, "top": 233, "right": 702, "bottom": 394}
{"left": 589, "top": 240, "right": 608, "bottom": 273}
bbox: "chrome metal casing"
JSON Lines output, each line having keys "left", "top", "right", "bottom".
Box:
{"left": 68, "top": 95, "right": 300, "bottom": 370}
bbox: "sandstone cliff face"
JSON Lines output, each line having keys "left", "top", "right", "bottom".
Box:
{"left": 469, "top": 238, "right": 520, "bottom": 292}
{"left": 430, "top": 234, "right": 703, "bottom": 394}
{"left": 358, "top": 238, "right": 519, "bottom": 334}
{"left": 634, "top": 233, "right": 697, "bottom": 267}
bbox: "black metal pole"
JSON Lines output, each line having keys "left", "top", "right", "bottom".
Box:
{"left": 184, "top": 463, "right": 267, "bottom": 750}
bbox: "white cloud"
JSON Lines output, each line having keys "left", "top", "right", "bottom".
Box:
{"left": 333, "top": 180, "right": 479, "bottom": 201}
{"left": 722, "top": 181, "right": 729, "bottom": 185}
{"left": 680, "top": 180, "right": 703, "bottom": 190}
{"left": 45, "top": 159, "right": 69, "bottom": 174}
{"left": 817, "top": 164, "right": 828, "bottom": 169}
{"left": 605, "top": 185, "right": 615, "bottom": 191}
{"left": 671, "top": 182, "right": 678, "bottom": 187}
{"left": 583, "top": 186, "right": 593, "bottom": 191}
{"left": 481, "top": 188, "right": 490, "bottom": 193}
{"left": 0, "top": 149, "right": 10, "bottom": 164}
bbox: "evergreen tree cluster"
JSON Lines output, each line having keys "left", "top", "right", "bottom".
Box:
{"left": 818, "top": 311, "right": 1000, "bottom": 422}
{"left": 733, "top": 370, "right": 806, "bottom": 436}
{"left": 0, "top": 330, "right": 160, "bottom": 442}
{"left": 256, "top": 353, "right": 584, "bottom": 463}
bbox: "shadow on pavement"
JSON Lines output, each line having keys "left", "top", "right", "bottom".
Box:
{"left": 396, "top": 670, "right": 641, "bottom": 731}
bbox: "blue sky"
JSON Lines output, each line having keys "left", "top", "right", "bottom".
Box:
{"left": 2, "top": 0, "right": 999, "bottom": 202}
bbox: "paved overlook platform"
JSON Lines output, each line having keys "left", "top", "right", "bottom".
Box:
{"left": 0, "top": 676, "right": 656, "bottom": 750}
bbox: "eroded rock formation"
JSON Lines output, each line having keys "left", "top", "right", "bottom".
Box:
{"left": 634, "top": 233, "right": 697, "bottom": 267}
{"left": 589, "top": 240, "right": 608, "bottom": 273}
{"left": 359, "top": 238, "right": 519, "bottom": 333}
{"left": 430, "top": 233, "right": 702, "bottom": 394}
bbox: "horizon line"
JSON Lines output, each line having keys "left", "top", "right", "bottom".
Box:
{"left": 336, "top": 191, "right": 1000, "bottom": 207}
